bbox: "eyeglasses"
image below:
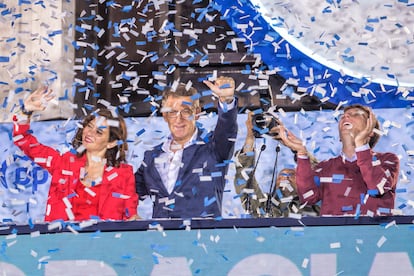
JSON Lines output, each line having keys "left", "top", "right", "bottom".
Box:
{"left": 163, "top": 108, "right": 194, "bottom": 119}
{"left": 338, "top": 110, "right": 368, "bottom": 120}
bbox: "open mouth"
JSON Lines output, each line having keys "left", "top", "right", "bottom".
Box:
{"left": 342, "top": 122, "right": 353, "bottom": 130}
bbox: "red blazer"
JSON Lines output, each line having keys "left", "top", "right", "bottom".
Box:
{"left": 13, "top": 123, "right": 138, "bottom": 222}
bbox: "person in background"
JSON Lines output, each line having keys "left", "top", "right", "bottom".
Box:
{"left": 234, "top": 112, "right": 320, "bottom": 218}
{"left": 13, "top": 87, "right": 139, "bottom": 222}
{"left": 274, "top": 104, "right": 399, "bottom": 217}
{"left": 135, "top": 76, "right": 238, "bottom": 219}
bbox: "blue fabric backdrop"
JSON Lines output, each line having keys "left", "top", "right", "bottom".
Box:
{"left": 212, "top": 0, "right": 414, "bottom": 109}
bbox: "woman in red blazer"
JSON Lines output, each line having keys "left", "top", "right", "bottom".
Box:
{"left": 13, "top": 87, "right": 139, "bottom": 222}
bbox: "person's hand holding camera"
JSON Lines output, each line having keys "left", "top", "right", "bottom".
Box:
{"left": 251, "top": 112, "right": 280, "bottom": 138}
{"left": 270, "top": 122, "right": 308, "bottom": 156}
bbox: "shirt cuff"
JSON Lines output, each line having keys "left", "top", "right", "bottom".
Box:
{"left": 218, "top": 97, "right": 236, "bottom": 110}
{"left": 355, "top": 144, "right": 370, "bottom": 152}
{"left": 297, "top": 154, "right": 309, "bottom": 159}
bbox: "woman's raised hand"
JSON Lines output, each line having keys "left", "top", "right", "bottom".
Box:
{"left": 23, "top": 86, "right": 55, "bottom": 112}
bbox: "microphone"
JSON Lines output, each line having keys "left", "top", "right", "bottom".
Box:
{"left": 245, "top": 144, "right": 267, "bottom": 215}
{"left": 265, "top": 143, "right": 281, "bottom": 216}
{"left": 276, "top": 144, "right": 280, "bottom": 153}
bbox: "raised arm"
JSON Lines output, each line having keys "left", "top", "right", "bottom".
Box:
{"left": 203, "top": 76, "right": 235, "bottom": 104}
{"left": 270, "top": 120, "right": 322, "bottom": 205}
{"left": 203, "top": 76, "right": 238, "bottom": 162}
{"left": 13, "top": 86, "right": 60, "bottom": 173}
{"left": 233, "top": 112, "right": 267, "bottom": 217}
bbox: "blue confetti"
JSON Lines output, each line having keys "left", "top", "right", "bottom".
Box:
{"left": 367, "top": 189, "right": 379, "bottom": 196}
{"left": 341, "top": 205, "right": 353, "bottom": 212}
{"left": 204, "top": 196, "right": 216, "bottom": 207}
{"left": 378, "top": 207, "right": 391, "bottom": 214}
{"left": 211, "top": 171, "right": 222, "bottom": 177}
{"left": 332, "top": 174, "right": 344, "bottom": 183}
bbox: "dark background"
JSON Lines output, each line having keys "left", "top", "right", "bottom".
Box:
{"left": 74, "top": 0, "right": 337, "bottom": 118}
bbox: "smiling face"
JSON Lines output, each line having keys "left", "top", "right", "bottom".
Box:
{"left": 337, "top": 104, "right": 381, "bottom": 148}
{"left": 338, "top": 107, "right": 369, "bottom": 143}
{"left": 162, "top": 95, "right": 199, "bottom": 145}
{"left": 81, "top": 117, "right": 117, "bottom": 157}
{"left": 72, "top": 109, "right": 128, "bottom": 167}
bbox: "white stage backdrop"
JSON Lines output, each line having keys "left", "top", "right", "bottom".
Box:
{"left": 0, "top": 108, "right": 413, "bottom": 223}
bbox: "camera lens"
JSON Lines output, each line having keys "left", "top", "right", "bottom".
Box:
{"left": 253, "top": 114, "right": 267, "bottom": 128}
{"left": 252, "top": 112, "right": 279, "bottom": 137}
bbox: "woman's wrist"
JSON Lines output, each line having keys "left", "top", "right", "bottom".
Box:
{"left": 13, "top": 104, "right": 32, "bottom": 122}
{"left": 296, "top": 148, "right": 308, "bottom": 156}
{"left": 21, "top": 104, "right": 33, "bottom": 116}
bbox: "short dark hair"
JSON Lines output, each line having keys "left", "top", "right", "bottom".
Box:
{"left": 161, "top": 83, "right": 199, "bottom": 109}
{"left": 72, "top": 108, "right": 128, "bottom": 167}
{"left": 342, "top": 104, "right": 380, "bottom": 148}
